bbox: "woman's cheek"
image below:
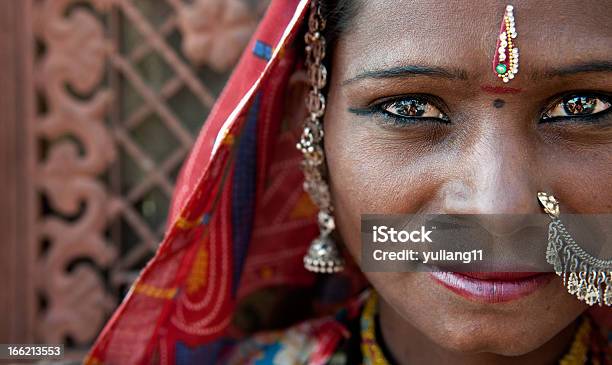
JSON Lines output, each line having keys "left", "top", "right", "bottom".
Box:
{"left": 324, "top": 116, "right": 449, "bottom": 258}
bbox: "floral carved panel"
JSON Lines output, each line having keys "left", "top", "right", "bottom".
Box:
{"left": 32, "top": 0, "right": 268, "bottom": 353}
{"left": 34, "top": 0, "right": 118, "bottom": 345}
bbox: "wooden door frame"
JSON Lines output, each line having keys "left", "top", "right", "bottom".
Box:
{"left": 0, "top": 0, "right": 36, "bottom": 343}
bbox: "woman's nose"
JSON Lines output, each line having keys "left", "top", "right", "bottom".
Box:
{"left": 441, "top": 126, "right": 542, "bottom": 217}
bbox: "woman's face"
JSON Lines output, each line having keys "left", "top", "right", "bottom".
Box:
{"left": 323, "top": 0, "right": 612, "bottom": 356}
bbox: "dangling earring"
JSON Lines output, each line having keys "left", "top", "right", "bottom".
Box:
{"left": 537, "top": 192, "right": 612, "bottom": 306}
{"left": 296, "top": 1, "right": 344, "bottom": 273}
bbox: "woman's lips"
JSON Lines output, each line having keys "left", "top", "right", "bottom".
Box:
{"left": 429, "top": 271, "right": 555, "bottom": 303}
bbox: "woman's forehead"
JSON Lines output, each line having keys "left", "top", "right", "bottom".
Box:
{"left": 336, "top": 0, "right": 612, "bottom": 82}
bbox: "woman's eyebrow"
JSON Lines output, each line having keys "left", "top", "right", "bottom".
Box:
{"left": 342, "top": 65, "right": 468, "bottom": 86}
{"left": 539, "top": 60, "right": 612, "bottom": 79}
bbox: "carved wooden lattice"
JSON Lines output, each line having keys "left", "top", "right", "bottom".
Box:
{"left": 33, "top": 0, "right": 267, "bottom": 352}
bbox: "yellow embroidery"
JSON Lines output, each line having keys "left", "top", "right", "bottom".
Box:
{"left": 84, "top": 355, "right": 103, "bottom": 365}
{"left": 259, "top": 266, "right": 274, "bottom": 279}
{"left": 289, "top": 192, "right": 318, "bottom": 219}
{"left": 187, "top": 243, "right": 209, "bottom": 294}
{"left": 559, "top": 319, "right": 591, "bottom": 365}
{"left": 176, "top": 214, "right": 202, "bottom": 230}
{"left": 134, "top": 283, "right": 177, "bottom": 299}
{"left": 223, "top": 133, "right": 235, "bottom": 146}
{"left": 360, "top": 292, "right": 389, "bottom": 365}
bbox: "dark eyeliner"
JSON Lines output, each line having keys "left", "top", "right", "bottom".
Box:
{"left": 540, "top": 109, "right": 612, "bottom": 126}
{"left": 540, "top": 92, "right": 612, "bottom": 124}
{"left": 348, "top": 96, "right": 450, "bottom": 125}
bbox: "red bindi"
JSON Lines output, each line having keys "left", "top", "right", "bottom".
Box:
{"left": 480, "top": 85, "right": 522, "bottom": 94}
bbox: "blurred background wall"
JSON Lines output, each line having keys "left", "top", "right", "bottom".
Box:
{"left": 0, "top": 0, "right": 268, "bottom": 359}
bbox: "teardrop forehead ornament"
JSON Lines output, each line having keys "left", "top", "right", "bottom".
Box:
{"left": 493, "top": 5, "right": 519, "bottom": 83}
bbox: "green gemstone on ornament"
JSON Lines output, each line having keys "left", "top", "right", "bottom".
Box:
{"left": 496, "top": 64, "right": 507, "bottom": 75}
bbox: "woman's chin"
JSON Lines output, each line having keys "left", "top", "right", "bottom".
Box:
{"left": 372, "top": 272, "right": 587, "bottom": 356}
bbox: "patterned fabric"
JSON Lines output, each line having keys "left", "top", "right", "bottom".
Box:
{"left": 85, "top": 0, "right": 610, "bottom": 364}
{"left": 222, "top": 293, "right": 365, "bottom": 365}
{"left": 222, "top": 318, "right": 349, "bottom": 365}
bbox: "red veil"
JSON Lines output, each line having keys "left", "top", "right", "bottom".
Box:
{"left": 88, "top": 1, "right": 362, "bottom": 363}
{"left": 87, "top": 1, "right": 610, "bottom": 363}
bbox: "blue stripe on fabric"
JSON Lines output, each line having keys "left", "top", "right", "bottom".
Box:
{"left": 231, "top": 93, "right": 260, "bottom": 295}
{"left": 201, "top": 213, "right": 210, "bottom": 225}
{"left": 253, "top": 40, "right": 273, "bottom": 61}
{"left": 175, "top": 341, "right": 224, "bottom": 365}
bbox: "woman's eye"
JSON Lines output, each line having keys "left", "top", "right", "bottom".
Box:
{"left": 542, "top": 94, "right": 611, "bottom": 121}
{"left": 380, "top": 98, "right": 449, "bottom": 122}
